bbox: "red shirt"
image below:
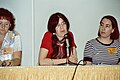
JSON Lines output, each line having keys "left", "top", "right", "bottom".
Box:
{"left": 40, "top": 31, "right": 77, "bottom": 58}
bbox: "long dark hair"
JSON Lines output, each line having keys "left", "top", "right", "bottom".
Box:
{"left": 51, "top": 32, "right": 73, "bottom": 59}
{"left": 47, "top": 12, "right": 73, "bottom": 59}
{"left": 48, "top": 12, "right": 69, "bottom": 33}
{"left": 98, "top": 15, "right": 119, "bottom": 40}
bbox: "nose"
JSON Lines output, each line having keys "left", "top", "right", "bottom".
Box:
{"left": 101, "top": 26, "right": 105, "bottom": 31}
{"left": 0, "top": 23, "right": 5, "bottom": 28}
{"left": 60, "top": 25, "right": 63, "bottom": 29}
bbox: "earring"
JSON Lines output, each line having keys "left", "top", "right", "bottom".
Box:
{"left": 53, "top": 33, "right": 56, "bottom": 35}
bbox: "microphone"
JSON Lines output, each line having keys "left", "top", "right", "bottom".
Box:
{"left": 66, "top": 38, "right": 69, "bottom": 66}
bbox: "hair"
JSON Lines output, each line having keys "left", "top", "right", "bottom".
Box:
{"left": 47, "top": 12, "right": 70, "bottom": 33}
{"left": 98, "top": 15, "right": 119, "bottom": 40}
{"left": 0, "top": 8, "right": 15, "bottom": 31}
{"left": 47, "top": 12, "right": 73, "bottom": 59}
{"left": 51, "top": 32, "right": 73, "bottom": 59}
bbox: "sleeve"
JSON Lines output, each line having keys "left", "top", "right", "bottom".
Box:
{"left": 14, "top": 34, "right": 22, "bottom": 52}
{"left": 69, "top": 31, "right": 77, "bottom": 48}
{"left": 83, "top": 41, "right": 94, "bottom": 62}
{"left": 117, "top": 42, "right": 120, "bottom": 62}
{"left": 40, "top": 32, "right": 52, "bottom": 50}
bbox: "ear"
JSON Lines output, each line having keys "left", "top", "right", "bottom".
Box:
{"left": 112, "top": 28, "right": 114, "bottom": 33}
{"left": 9, "top": 24, "right": 11, "bottom": 27}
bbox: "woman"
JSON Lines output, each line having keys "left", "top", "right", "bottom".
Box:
{"left": 0, "top": 8, "right": 22, "bottom": 66}
{"left": 83, "top": 15, "right": 120, "bottom": 65}
{"left": 38, "top": 12, "right": 78, "bottom": 65}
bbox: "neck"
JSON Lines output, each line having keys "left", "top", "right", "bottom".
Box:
{"left": 0, "top": 33, "right": 5, "bottom": 38}
{"left": 56, "top": 35, "right": 64, "bottom": 41}
{"left": 98, "top": 37, "right": 112, "bottom": 44}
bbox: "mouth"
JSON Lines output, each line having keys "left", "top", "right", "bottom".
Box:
{"left": 101, "top": 31, "right": 105, "bottom": 34}
{"left": 0, "top": 29, "right": 5, "bottom": 32}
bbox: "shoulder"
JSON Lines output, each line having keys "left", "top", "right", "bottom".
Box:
{"left": 67, "top": 31, "right": 74, "bottom": 38}
{"left": 87, "top": 38, "right": 96, "bottom": 43}
{"left": 42, "top": 31, "right": 52, "bottom": 39}
{"left": 113, "top": 40, "right": 120, "bottom": 45}
{"left": 11, "top": 30, "right": 21, "bottom": 36}
{"left": 44, "top": 31, "right": 52, "bottom": 36}
{"left": 85, "top": 38, "right": 97, "bottom": 46}
{"left": 7, "top": 31, "right": 21, "bottom": 40}
{"left": 68, "top": 31, "right": 73, "bottom": 35}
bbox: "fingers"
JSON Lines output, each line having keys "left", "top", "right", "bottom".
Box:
{"left": 69, "top": 55, "right": 78, "bottom": 63}
{"left": 1, "top": 60, "right": 13, "bottom": 66}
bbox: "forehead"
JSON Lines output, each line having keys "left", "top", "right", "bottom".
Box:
{"left": 0, "top": 16, "right": 10, "bottom": 21}
{"left": 101, "top": 18, "right": 112, "bottom": 24}
{"left": 0, "top": 18, "right": 10, "bottom": 23}
{"left": 58, "top": 18, "right": 64, "bottom": 23}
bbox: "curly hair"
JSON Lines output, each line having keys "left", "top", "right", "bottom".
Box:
{"left": 0, "top": 8, "right": 15, "bottom": 31}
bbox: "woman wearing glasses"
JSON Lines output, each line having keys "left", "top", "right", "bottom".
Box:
{"left": 38, "top": 12, "right": 78, "bottom": 65}
{"left": 0, "top": 8, "right": 22, "bottom": 66}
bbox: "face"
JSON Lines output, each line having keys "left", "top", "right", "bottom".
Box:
{"left": 55, "top": 18, "right": 67, "bottom": 39}
{"left": 0, "top": 19, "right": 11, "bottom": 35}
{"left": 99, "top": 18, "right": 114, "bottom": 39}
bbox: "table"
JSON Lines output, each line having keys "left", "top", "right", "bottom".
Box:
{"left": 0, "top": 65, "right": 120, "bottom": 80}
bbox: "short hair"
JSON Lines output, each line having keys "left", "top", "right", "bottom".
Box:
{"left": 0, "top": 8, "right": 15, "bottom": 31}
{"left": 47, "top": 12, "right": 70, "bottom": 33}
{"left": 98, "top": 15, "right": 119, "bottom": 40}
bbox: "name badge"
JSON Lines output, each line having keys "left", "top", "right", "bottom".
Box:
{"left": 107, "top": 47, "right": 117, "bottom": 54}
{"left": 2, "top": 47, "right": 13, "bottom": 54}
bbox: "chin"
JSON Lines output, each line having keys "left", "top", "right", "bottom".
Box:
{"left": 0, "top": 32, "right": 6, "bottom": 35}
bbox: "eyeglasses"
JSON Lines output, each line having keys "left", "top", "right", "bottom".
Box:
{"left": 0, "top": 22, "right": 10, "bottom": 29}
{"left": 57, "top": 22, "right": 66, "bottom": 28}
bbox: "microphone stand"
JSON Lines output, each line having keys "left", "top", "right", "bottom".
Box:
{"left": 66, "top": 39, "right": 69, "bottom": 66}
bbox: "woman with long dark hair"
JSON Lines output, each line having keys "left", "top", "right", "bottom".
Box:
{"left": 83, "top": 15, "right": 120, "bottom": 65}
{"left": 38, "top": 12, "right": 78, "bottom": 65}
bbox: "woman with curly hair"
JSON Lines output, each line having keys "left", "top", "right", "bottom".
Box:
{"left": 0, "top": 8, "right": 22, "bottom": 66}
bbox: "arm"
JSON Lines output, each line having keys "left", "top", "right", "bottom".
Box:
{"left": 12, "top": 31, "right": 22, "bottom": 66}
{"left": 12, "top": 51, "right": 22, "bottom": 66}
{"left": 38, "top": 48, "right": 67, "bottom": 66}
{"left": 83, "top": 41, "right": 94, "bottom": 65}
{"left": 0, "top": 51, "right": 22, "bottom": 66}
{"left": 0, "top": 60, "right": 2, "bottom": 66}
{"left": 84, "top": 61, "right": 92, "bottom": 65}
{"left": 68, "top": 47, "right": 78, "bottom": 63}
{"left": 67, "top": 32, "right": 78, "bottom": 64}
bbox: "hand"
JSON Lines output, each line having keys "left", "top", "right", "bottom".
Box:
{"left": 3, "top": 47, "right": 13, "bottom": 54}
{"left": 68, "top": 54, "right": 78, "bottom": 64}
{"left": 2, "top": 60, "right": 13, "bottom": 66}
{"left": 118, "top": 62, "right": 120, "bottom": 65}
{"left": 12, "top": 58, "right": 21, "bottom": 66}
{"left": 84, "top": 61, "right": 92, "bottom": 65}
{"left": 0, "top": 60, "right": 2, "bottom": 66}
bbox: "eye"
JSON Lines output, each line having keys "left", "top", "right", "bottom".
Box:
{"left": 106, "top": 24, "right": 110, "bottom": 28}
{"left": 100, "top": 23, "right": 103, "bottom": 26}
{"left": 57, "top": 24, "right": 61, "bottom": 27}
{"left": 61, "top": 22, "right": 66, "bottom": 26}
{"left": 5, "top": 23, "right": 9, "bottom": 26}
